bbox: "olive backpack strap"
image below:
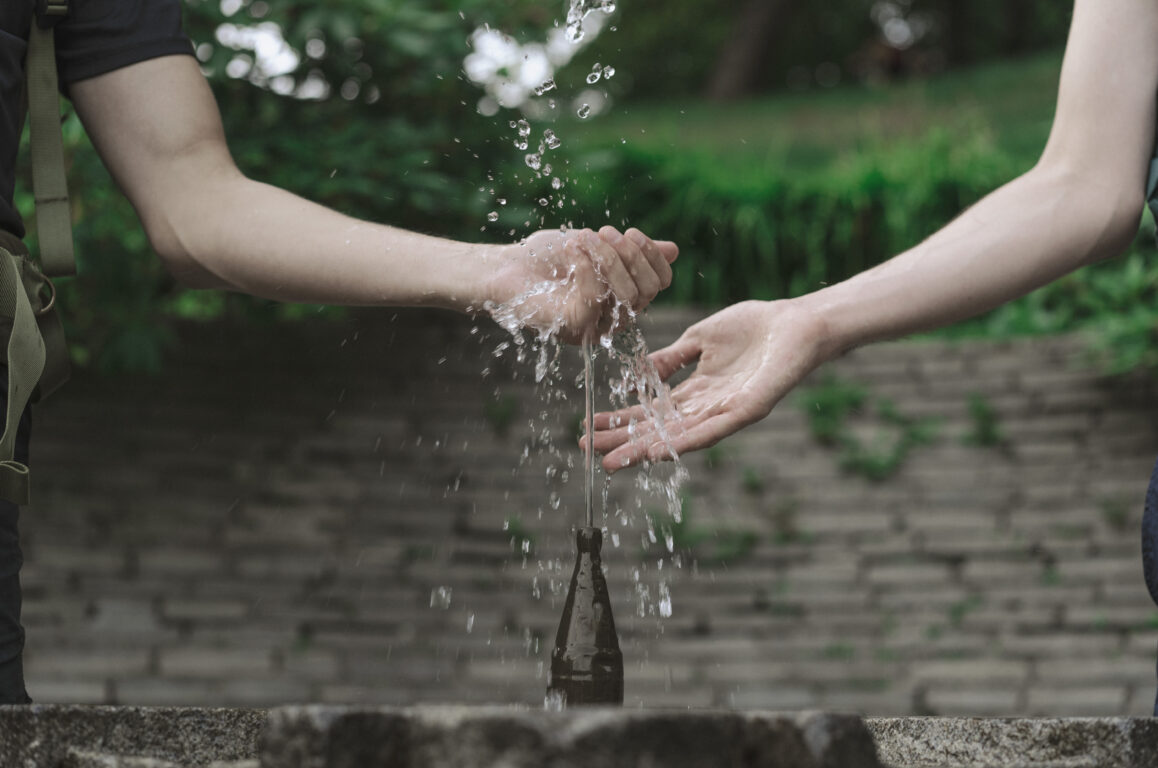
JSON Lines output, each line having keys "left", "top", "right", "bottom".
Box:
{"left": 27, "top": 0, "right": 73, "bottom": 399}
{"left": 0, "top": 0, "right": 75, "bottom": 504}
{"left": 0, "top": 234, "right": 46, "bottom": 505}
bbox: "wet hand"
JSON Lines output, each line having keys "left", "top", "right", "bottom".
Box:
{"left": 585, "top": 300, "right": 827, "bottom": 472}
{"left": 486, "top": 227, "right": 677, "bottom": 345}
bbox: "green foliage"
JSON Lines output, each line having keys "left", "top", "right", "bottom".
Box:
{"left": 1099, "top": 496, "right": 1132, "bottom": 533}
{"left": 798, "top": 375, "right": 868, "bottom": 447}
{"left": 483, "top": 393, "right": 519, "bottom": 437}
{"left": 961, "top": 393, "right": 1005, "bottom": 448}
{"left": 740, "top": 466, "right": 765, "bottom": 495}
{"left": 947, "top": 594, "right": 984, "bottom": 627}
{"left": 703, "top": 443, "right": 727, "bottom": 470}
{"left": 797, "top": 377, "right": 939, "bottom": 482}
{"left": 764, "top": 496, "right": 806, "bottom": 546}
{"left": 503, "top": 516, "right": 535, "bottom": 557}
{"left": 649, "top": 498, "right": 758, "bottom": 566}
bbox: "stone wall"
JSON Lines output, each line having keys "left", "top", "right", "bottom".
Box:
{"left": 19, "top": 308, "right": 1158, "bottom": 716}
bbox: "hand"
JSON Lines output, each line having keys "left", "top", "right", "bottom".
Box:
{"left": 485, "top": 226, "right": 678, "bottom": 344}
{"left": 586, "top": 300, "right": 828, "bottom": 472}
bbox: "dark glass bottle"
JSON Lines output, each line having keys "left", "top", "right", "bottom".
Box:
{"left": 546, "top": 526, "right": 623, "bottom": 705}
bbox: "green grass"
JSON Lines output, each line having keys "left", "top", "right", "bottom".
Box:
{"left": 576, "top": 52, "right": 1063, "bottom": 182}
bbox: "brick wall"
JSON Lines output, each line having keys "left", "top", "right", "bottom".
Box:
{"left": 18, "top": 308, "right": 1158, "bottom": 715}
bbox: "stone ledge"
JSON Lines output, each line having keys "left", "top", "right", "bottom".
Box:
{"left": 4, "top": 706, "right": 1158, "bottom": 767}
{"left": 866, "top": 716, "right": 1158, "bottom": 768}
{"left": 260, "top": 705, "right": 881, "bottom": 768}
{"left": 0, "top": 705, "right": 266, "bottom": 768}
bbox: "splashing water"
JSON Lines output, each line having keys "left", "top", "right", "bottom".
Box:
{"left": 566, "top": 0, "right": 618, "bottom": 43}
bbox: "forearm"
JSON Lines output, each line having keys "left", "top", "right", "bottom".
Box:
{"left": 157, "top": 171, "right": 490, "bottom": 311}
{"left": 800, "top": 162, "right": 1144, "bottom": 361}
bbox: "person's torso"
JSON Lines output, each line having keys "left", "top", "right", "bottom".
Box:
{"left": 0, "top": 2, "right": 35, "bottom": 237}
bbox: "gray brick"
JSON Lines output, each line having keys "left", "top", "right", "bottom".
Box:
{"left": 162, "top": 599, "right": 249, "bottom": 623}
{"left": 26, "top": 679, "right": 108, "bottom": 704}
{"left": 868, "top": 564, "right": 952, "bottom": 587}
{"left": 1025, "top": 685, "right": 1127, "bottom": 716}
{"left": 925, "top": 687, "right": 1020, "bottom": 716}
{"left": 160, "top": 648, "right": 275, "bottom": 678}
{"left": 910, "top": 660, "right": 1029, "bottom": 686}
{"left": 726, "top": 684, "right": 819, "bottom": 710}
{"left": 25, "top": 649, "right": 150, "bottom": 679}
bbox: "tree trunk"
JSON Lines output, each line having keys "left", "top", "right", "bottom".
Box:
{"left": 1003, "top": 0, "right": 1031, "bottom": 56}
{"left": 706, "top": 0, "right": 794, "bottom": 102}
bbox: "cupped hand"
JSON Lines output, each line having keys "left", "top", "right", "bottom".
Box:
{"left": 586, "top": 300, "right": 829, "bottom": 472}
{"left": 485, "top": 226, "right": 678, "bottom": 344}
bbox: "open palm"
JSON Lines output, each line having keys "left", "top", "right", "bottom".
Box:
{"left": 589, "top": 300, "right": 826, "bottom": 472}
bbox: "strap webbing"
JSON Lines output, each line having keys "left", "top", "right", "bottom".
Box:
{"left": 0, "top": 246, "right": 46, "bottom": 505}
{"left": 26, "top": 6, "right": 75, "bottom": 280}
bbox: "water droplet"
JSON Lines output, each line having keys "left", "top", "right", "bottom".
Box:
{"left": 517, "top": 119, "right": 531, "bottom": 137}
{"left": 525, "top": 153, "right": 542, "bottom": 170}
{"left": 498, "top": 198, "right": 507, "bottom": 206}
{"left": 600, "top": 0, "right": 616, "bottom": 12}
{"left": 577, "top": 104, "right": 591, "bottom": 119}
{"left": 541, "top": 163, "right": 553, "bottom": 176}
{"left": 487, "top": 211, "right": 499, "bottom": 222}
{"left": 465, "top": 613, "right": 475, "bottom": 632}
{"left": 586, "top": 71, "right": 601, "bottom": 85}
{"left": 534, "top": 79, "right": 557, "bottom": 96}
{"left": 551, "top": 177, "right": 564, "bottom": 190}
{"left": 602, "top": 65, "right": 616, "bottom": 79}
{"left": 543, "top": 130, "right": 561, "bottom": 150}
{"left": 430, "top": 586, "right": 452, "bottom": 609}
{"left": 538, "top": 198, "right": 549, "bottom": 207}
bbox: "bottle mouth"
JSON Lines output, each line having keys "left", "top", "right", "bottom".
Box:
{"left": 575, "top": 526, "right": 602, "bottom": 552}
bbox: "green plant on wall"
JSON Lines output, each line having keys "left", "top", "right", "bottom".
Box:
{"left": 648, "top": 498, "right": 758, "bottom": 566}
{"left": 961, "top": 392, "right": 1006, "bottom": 447}
{"left": 797, "top": 377, "right": 939, "bottom": 482}
{"left": 799, "top": 375, "right": 867, "bottom": 446}
{"left": 504, "top": 516, "right": 535, "bottom": 557}
{"left": 483, "top": 393, "right": 519, "bottom": 437}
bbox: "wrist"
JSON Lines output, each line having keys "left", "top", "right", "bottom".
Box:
{"left": 780, "top": 293, "right": 844, "bottom": 365}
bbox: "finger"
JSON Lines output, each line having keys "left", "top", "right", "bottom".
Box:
{"left": 562, "top": 236, "right": 602, "bottom": 338}
{"left": 656, "top": 240, "right": 679, "bottom": 263}
{"left": 582, "top": 230, "right": 640, "bottom": 311}
{"left": 592, "top": 405, "right": 649, "bottom": 431}
{"left": 649, "top": 336, "right": 702, "bottom": 381}
{"left": 624, "top": 228, "right": 674, "bottom": 291}
{"left": 599, "top": 226, "right": 661, "bottom": 309}
{"left": 603, "top": 409, "right": 739, "bottom": 473}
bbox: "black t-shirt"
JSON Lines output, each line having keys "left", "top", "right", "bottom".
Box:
{"left": 0, "top": 0, "right": 192, "bottom": 238}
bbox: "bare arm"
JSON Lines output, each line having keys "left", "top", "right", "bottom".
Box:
{"left": 805, "top": 0, "right": 1157, "bottom": 359}
{"left": 592, "top": 0, "right": 1158, "bottom": 470}
{"left": 68, "top": 56, "right": 677, "bottom": 340}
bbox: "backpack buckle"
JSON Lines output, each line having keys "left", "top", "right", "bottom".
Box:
{"left": 36, "top": 0, "right": 69, "bottom": 29}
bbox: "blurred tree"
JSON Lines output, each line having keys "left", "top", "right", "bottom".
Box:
{"left": 706, "top": 0, "right": 797, "bottom": 101}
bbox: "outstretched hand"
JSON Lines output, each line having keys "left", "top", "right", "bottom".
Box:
{"left": 486, "top": 226, "right": 678, "bottom": 345}
{"left": 586, "top": 300, "right": 828, "bottom": 472}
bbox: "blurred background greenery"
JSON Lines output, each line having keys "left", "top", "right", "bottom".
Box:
{"left": 15, "top": 0, "right": 1157, "bottom": 374}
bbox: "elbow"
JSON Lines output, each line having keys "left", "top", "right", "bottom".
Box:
{"left": 140, "top": 193, "right": 229, "bottom": 290}
{"left": 1088, "top": 192, "right": 1145, "bottom": 264}
{"left": 1031, "top": 160, "right": 1147, "bottom": 266}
